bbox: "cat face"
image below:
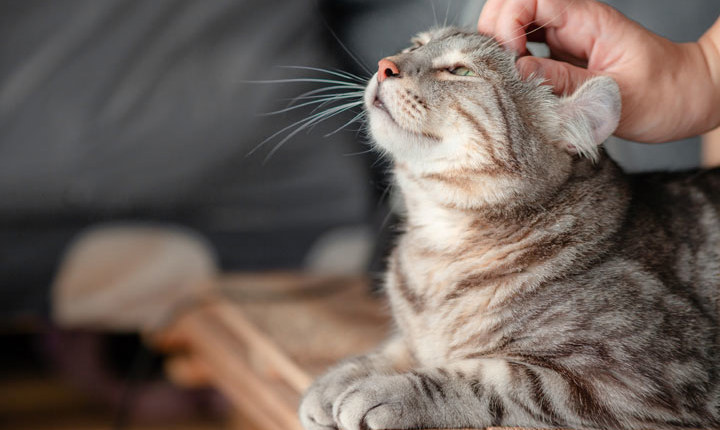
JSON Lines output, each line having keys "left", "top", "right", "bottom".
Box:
{"left": 364, "top": 28, "right": 621, "bottom": 209}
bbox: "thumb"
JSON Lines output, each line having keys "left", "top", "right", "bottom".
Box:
{"left": 516, "top": 57, "right": 598, "bottom": 96}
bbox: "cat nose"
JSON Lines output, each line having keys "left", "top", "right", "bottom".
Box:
{"left": 378, "top": 58, "right": 400, "bottom": 82}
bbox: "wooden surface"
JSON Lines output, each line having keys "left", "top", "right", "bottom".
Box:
{"left": 151, "top": 273, "right": 547, "bottom": 430}
{"left": 153, "top": 273, "right": 390, "bottom": 430}
{"left": 219, "top": 273, "right": 390, "bottom": 376}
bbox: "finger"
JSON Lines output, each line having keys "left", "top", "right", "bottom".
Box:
{"left": 494, "top": 0, "right": 539, "bottom": 53}
{"left": 517, "top": 56, "right": 597, "bottom": 96}
{"left": 477, "top": 0, "right": 507, "bottom": 36}
{"left": 492, "top": 0, "right": 604, "bottom": 56}
{"left": 540, "top": 0, "right": 623, "bottom": 64}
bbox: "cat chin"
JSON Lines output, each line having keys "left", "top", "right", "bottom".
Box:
{"left": 365, "top": 76, "right": 440, "bottom": 155}
{"left": 369, "top": 126, "right": 445, "bottom": 164}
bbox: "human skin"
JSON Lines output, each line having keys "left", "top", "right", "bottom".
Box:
{"left": 477, "top": 0, "right": 720, "bottom": 143}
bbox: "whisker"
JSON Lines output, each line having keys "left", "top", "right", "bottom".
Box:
{"left": 264, "top": 92, "right": 364, "bottom": 116}
{"left": 263, "top": 101, "right": 364, "bottom": 162}
{"left": 250, "top": 101, "right": 361, "bottom": 157}
{"left": 379, "top": 204, "right": 395, "bottom": 230}
{"left": 278, "top": 66, "right": 369, "bottom": 83}
{"left": 324, "top": 111, "right": 367, "bottom": 137}
{"left": 503, "top": 0, "right": 578, "bottom": 47}
{"left": 371, "top": 154, "right": 387, "bottom": 169}
{"left": 353, "top": 123, "right": 369, "bottom": 138}
{"left": 308, "top": 94, "right": 364, "bottom": 115}
{"left": 343, "top": 147, "right": 375, "bottom": 157}
{"left": 263, "top": 108, "right": 362, "bottom": 163}
{"left": 443, "top": 0, "right": 451, "bottom": 27}
{"left": 430, "top": 0, "right": 438, "bottom": 28}
{"left": 317, "top": 15, "right": 373, "bottom": 76}
{"left": 287, "top": 84, "right": 366, "bottom": 106}
{"left": 247, "top": 56, "right": 371, "bottom": 159}
{"left": 300, "top": 100, "right": 364, "bottom": 132}
{"left": 248, "top": 116, "right": 316, "bottom": 157}
{"left": 245, "top": 77, "right": 365, "bottom": 86}
{"left": 292, "top": 91, "right": 365, "bottom": 101}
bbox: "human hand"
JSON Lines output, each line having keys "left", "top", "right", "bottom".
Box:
{"left": 478, "top": 0, "right": 720, "bottom": 143}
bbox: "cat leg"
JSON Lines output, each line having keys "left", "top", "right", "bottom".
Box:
{"left": 299, "top": 336, "right": 412, "bottom": 430}
{"left": 331, "top": 358, "right": 627, "bottom": 430}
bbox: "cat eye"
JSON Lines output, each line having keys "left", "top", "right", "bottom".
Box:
{"left": 402, "top": 44, "right": 422, "bottom": 54}
{"left": 448, "top": 66, "right": 477, "bottom": 77}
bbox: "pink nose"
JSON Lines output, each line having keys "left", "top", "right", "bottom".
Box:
{"left": 377, "top": 58, "right": 400, "bottom": 82}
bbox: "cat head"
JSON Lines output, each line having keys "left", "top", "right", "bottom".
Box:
{"left": 364, "top": 27, "right": 621, "bottom": 210}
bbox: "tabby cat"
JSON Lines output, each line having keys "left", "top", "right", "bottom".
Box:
{"left": 299, "top": 27, "right": 720, "bottom": 430}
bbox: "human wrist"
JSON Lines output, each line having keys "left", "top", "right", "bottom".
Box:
{"left": 617, "top": 27, "right": 720, "bottom": 143}
{"left": 697, "top": 21, "right": 720, "bottom": 134}
{"left": 671, "top": 41, "right": 719, "bottom": 141}
{"left": 643, "top": 40, "right": 720, "bottom": 143}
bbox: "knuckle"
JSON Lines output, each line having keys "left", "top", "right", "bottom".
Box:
{"left": 554, "top": 64, "right": 572, "bottom": 93}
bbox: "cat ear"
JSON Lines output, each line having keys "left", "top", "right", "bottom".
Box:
{"left": 558, "top": 76, "right": 621, "bottom": 161}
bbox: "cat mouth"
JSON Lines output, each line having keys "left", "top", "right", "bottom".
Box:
{"left": 369, "top": 89, "right": 439, "bottom": 141}
{"left": 365, "top": 79, "right": 400, "bottom": 127}
{"left": 372, "top": 94, "right": 397, "bottom": 124}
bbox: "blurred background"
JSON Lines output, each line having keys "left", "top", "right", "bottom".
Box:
{"left": 1, "top": 1, "right": 718, "bottom": 429}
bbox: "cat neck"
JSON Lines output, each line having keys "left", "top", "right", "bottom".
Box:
{"left": 393, "top": 155, "right": 630, "bottom": 261}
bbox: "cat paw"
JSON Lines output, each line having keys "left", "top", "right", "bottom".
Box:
{"left": 299, "top": 386, "right": 337, "bottom": 430}
{"left": 299, "top": 358, "right": 378, "bottom": 430}
{"left": 332, "top": 374, "right": 420, "bottom": 430}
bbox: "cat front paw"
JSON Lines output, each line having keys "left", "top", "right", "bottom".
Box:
{"left": 332, "top": 374, "right": 421, "bottom": 430}
{"left": 299, "top": 385, "right": 337, "bottom": 430}
{"left": 299, "top": 358, "right": 378, "bottom": 430}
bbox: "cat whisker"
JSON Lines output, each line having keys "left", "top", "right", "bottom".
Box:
{"left": 245, "top": 77, "right": 366, "bottom": 86}
{"left": 289, "top": 100, "right": 364, "bottom": 134}
{"left": 304, "top": 95, "right": 363, "bottom": 117}
{"left": 324, "top": 111, "right": 367, "bottom": 137}
{"left": 430, "top": 0, "right": 439, "bottom": 28}
{"left": 278, "top": 66, "right": 370, "bottom": 83}
{"left": 263, "top": 91, "right": 365, "bottom": 116}
{"left": 291, "top": 91, "right": 365, "bottom": 101}
{"left": 308, "top": 95, "right": 365, "bottom": 115}
{"left": 286, "top": 85, "right": 365, "bottom": 108}
{"left": 254, "top": 100, "right": 365, "bottom": 162}
{"left": 342, "top": 147, "right": 375, "bottom": 157}
{"left": 502, "top": 0, "right": 578, "bottom": 47}
{"left": 443, "top": 0, "right": 452, "bottom": 28}
{"left": 248, "top": 107, "right": 348, "bottom": 157}
{"left": 248, "top": 61, "right": 368, "bottom": 159}
{"left": 318, "top": 16, "right": 373, "bottom": 76}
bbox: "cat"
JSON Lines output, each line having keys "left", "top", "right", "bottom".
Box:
{"left": 298, "top": 27, "right": 720, "bottom": 430}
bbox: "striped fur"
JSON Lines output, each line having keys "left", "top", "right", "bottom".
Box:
{"left": 299, "top": 28, "right": 720, "bottom": 430}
